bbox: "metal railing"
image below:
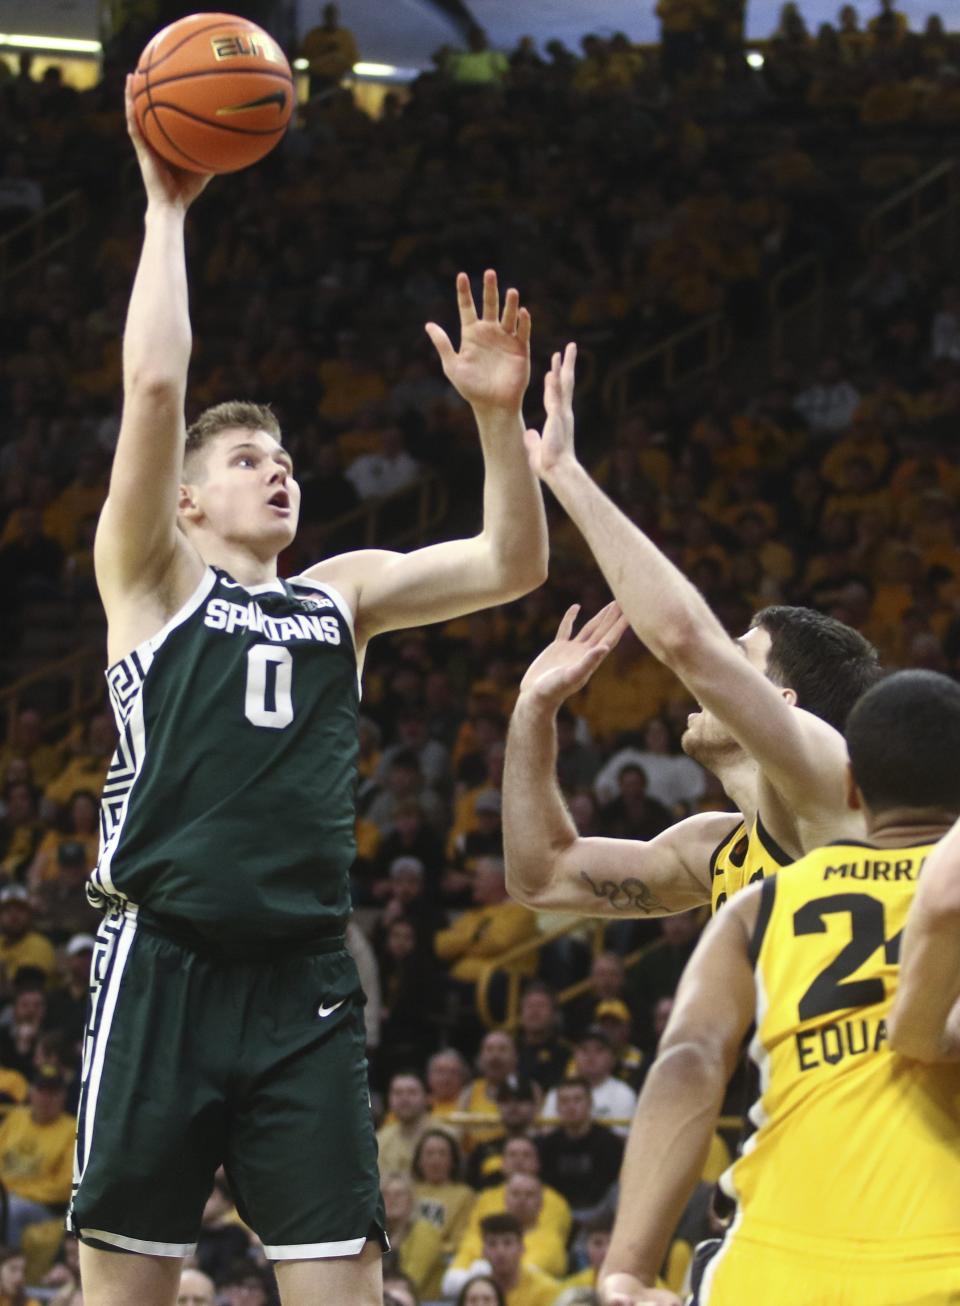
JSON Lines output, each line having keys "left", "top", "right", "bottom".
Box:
{"left": 0, "top": 647, "right": 105, "bottom": 743}
{"left": 862, "top": 158, "right": 959, "bottom": 265}
{"left": 447, "top": 1110, "right": 746, "bottom": 1131}
{"left": 476, "top": 926, "right": 668, "bottom": 1030}
{"left": 601, "top": 313, "right": 731, "bottom": 416}
{"left": 0, "top": 190, "right": 85, "bottom": 291}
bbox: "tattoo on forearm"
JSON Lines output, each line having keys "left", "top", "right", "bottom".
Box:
{"left": 579, "top": 870, "right": 669, "bottom": 914}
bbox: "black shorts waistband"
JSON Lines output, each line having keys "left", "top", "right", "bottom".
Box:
{"left": 135, "top": 906, "right": 347, "bottom": 963}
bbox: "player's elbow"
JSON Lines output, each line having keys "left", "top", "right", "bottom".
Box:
{"left": 655, "top": 1035, "right": 729, "bottom": 1090}
{"left": 499, "top": 552, "right": 549, "bottom": 600}
{"left": 483, "top": 530, "right": 549, "bottom": 599}
{"left": 653, "top": 612, "right": 709, "bottom": 671}
{"left": 503, "top": 853, "right": 546, "bottom": 907}
{"left": 124, "top": 370, "right": 186, "bottom": 407}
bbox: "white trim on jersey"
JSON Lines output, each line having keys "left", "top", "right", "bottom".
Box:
{"left": 245, "top": 579, "right": 286, "bottom": 596}
{"left": 263, "top": 1235, "right": 368, "bottom": 1260}
{"left": 71, "top": 909, "right": 138, "bottom": 1220}
{"left": 79, "top": 1228, "right": 197, "bottom": 1258}
{"left": 93, "top": 569, "right": 217, "bottom": 904}
{"left": 104, "top": 567, "right": 218, "bottom": 681}
{"left": 94, "top": 671, "right": 147, "bottom": 901}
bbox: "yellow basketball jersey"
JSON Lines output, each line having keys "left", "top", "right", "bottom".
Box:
{"left": 709, "top": 815, "right": 791, "bottom": 914}
{"left": 724, "top": 841, "right": 960, "bottom": 1258}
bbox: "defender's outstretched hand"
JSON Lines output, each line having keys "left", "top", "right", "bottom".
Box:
{"left": 524, "top": 342, "right": 578, "bottom": 480}
{"left": 125, "top": 75, "right": 212, "bottom": 211}
{"left": 519, "top": 602, "right": 628, "bottom": 709}
{"left": 426, "top": 270, "right": 532, "bottom": 416}
{"left": 600, "top": 1275, "right": 683, "bottom": 1306}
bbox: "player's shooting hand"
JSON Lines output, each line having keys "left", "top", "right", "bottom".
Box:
{"left": 599, "top": 1273, "right": 683, "bottom": 1306}
{"left": 519, "top": 602, "right": 628, "bottom": 709}
{"left": 425, "top": 271, "right": 531, "bottom": 417}
{"left": 125, "top": 75, "right": 212, "bottom": 212}
{"left": 524, "top": 342, "right": 578, "bottom": 482}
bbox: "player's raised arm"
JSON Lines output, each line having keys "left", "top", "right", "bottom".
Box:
{"left": 305, "top": 271, "right": 548, "bottom": 643}
{"left": 523, "top": 346, "right": 854, "bottom": 829}
{"left": 503, "top": 604, "right": 733, "bottom": 917}
{"left": 888, "top": 815, "right": 960, "bottom": 1063}
{"left": 94, "top": 77, "right": 211, "bottom": 622}
{"left": 598, "top": 890, "right": 759, "bottom": 1305}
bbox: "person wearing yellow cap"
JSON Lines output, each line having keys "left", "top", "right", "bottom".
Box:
{"left": 593, "top": 1001, "right": 646, "bottom": 1092}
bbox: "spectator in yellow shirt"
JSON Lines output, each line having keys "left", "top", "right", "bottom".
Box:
{"left": 381, "top": 1173, "right": 446, "bottom": 1301}
{"left": 426, "top": 1048, "right": 471, "bottom": 1124}
{"left": 376, "top": 1073, "right": 433, "bottom": 1181}
{"left": 0, "top": 711, "right": 62, "bottom": 790}
{"left": 299, "top": 2, "right": 359, "bottom": 98}
{"left": 42, "top": 714, "right": 114, "bottom": 815}
{"left": 449, "top": 1172, "right": 567, "bottom": 1279}
{"left": 412, "top": 1128, "right": 475, "bottom": 1254}
{"left": 0, "top": 1067, "right": 74, "bottom": 1249}
{"left": 0, "top": 888, "right": 56, "bottom": 991}
{"left": 458, "top": 1030, "right": 519, "bottom": 1154}
{"left": 459, "top": 1135, "right": 573, "bottom": 1261}
{"left": 434, "top": 857, "right": 539, "bottom": 985}
{"left": 446, "top": 1213, "right": 559, "bottom": 1306}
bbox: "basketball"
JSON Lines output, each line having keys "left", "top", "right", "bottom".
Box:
{"left": 131, "top": 12, "right": 293, "bottom": 174}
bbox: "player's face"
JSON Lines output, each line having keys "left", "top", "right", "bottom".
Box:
{"left": 681, "top": 625, "right": 773, "bottom": 762}
{"left": 185, "top": 429, "right": 301, "bottom": 553}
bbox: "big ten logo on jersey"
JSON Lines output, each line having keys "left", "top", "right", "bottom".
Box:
{"left": 212, "top": 33, "right": 283, "bottom": 63}
{"left": 203, "top": 596, "right": 341, "bottom": 645}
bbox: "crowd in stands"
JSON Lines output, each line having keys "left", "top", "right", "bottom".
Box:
{"left": 0, "top": 0, "right": 959, "bottom": 1301}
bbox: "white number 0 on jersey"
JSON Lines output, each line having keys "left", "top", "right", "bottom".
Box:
{"left": 244, "top": 644, "right": 294, "bottom": 728}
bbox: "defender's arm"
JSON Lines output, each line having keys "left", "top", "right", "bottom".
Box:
{"left": 503, "top": 606, "right": 726, "bottom": 916}
{"left": 599, "top": 888, "right": 760, "bottom": 1300}
{"left": 889, "top": 817, "right": 960, "bottom": 1062}
{"left": 527, "top": 347, "right": 848, "bottom": 823}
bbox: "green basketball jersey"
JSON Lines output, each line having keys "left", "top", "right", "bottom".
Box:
{"left": 91, "top": 567, "right": 359, "bottom": 941}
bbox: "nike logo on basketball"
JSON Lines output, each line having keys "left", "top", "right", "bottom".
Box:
{"left": 317, "top": 999, "right": 346, "bottom": 1018}
{"left": 217, "top": 90, "right": 288, "bottom": 115}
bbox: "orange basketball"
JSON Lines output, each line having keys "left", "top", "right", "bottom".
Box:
{"left": 132, "top": 12, "right": 293, "bottom": 174}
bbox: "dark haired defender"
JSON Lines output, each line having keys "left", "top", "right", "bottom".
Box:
{"left": 504, "top": 348, "right": 881, "bottom": 926}
{"left": 73, "top": 84, "right": 547, "bottom": 1306}
{"left": 599, "top": 669, "right": 960, "bottom": 1306}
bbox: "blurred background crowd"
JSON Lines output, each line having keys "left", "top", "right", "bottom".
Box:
{"left": 0, "top": 0, "right": 958, "bottom": 1301}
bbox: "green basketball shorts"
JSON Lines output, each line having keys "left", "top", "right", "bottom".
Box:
{"left": 69, "top": 904, "right": 387, "bottom": 1260}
